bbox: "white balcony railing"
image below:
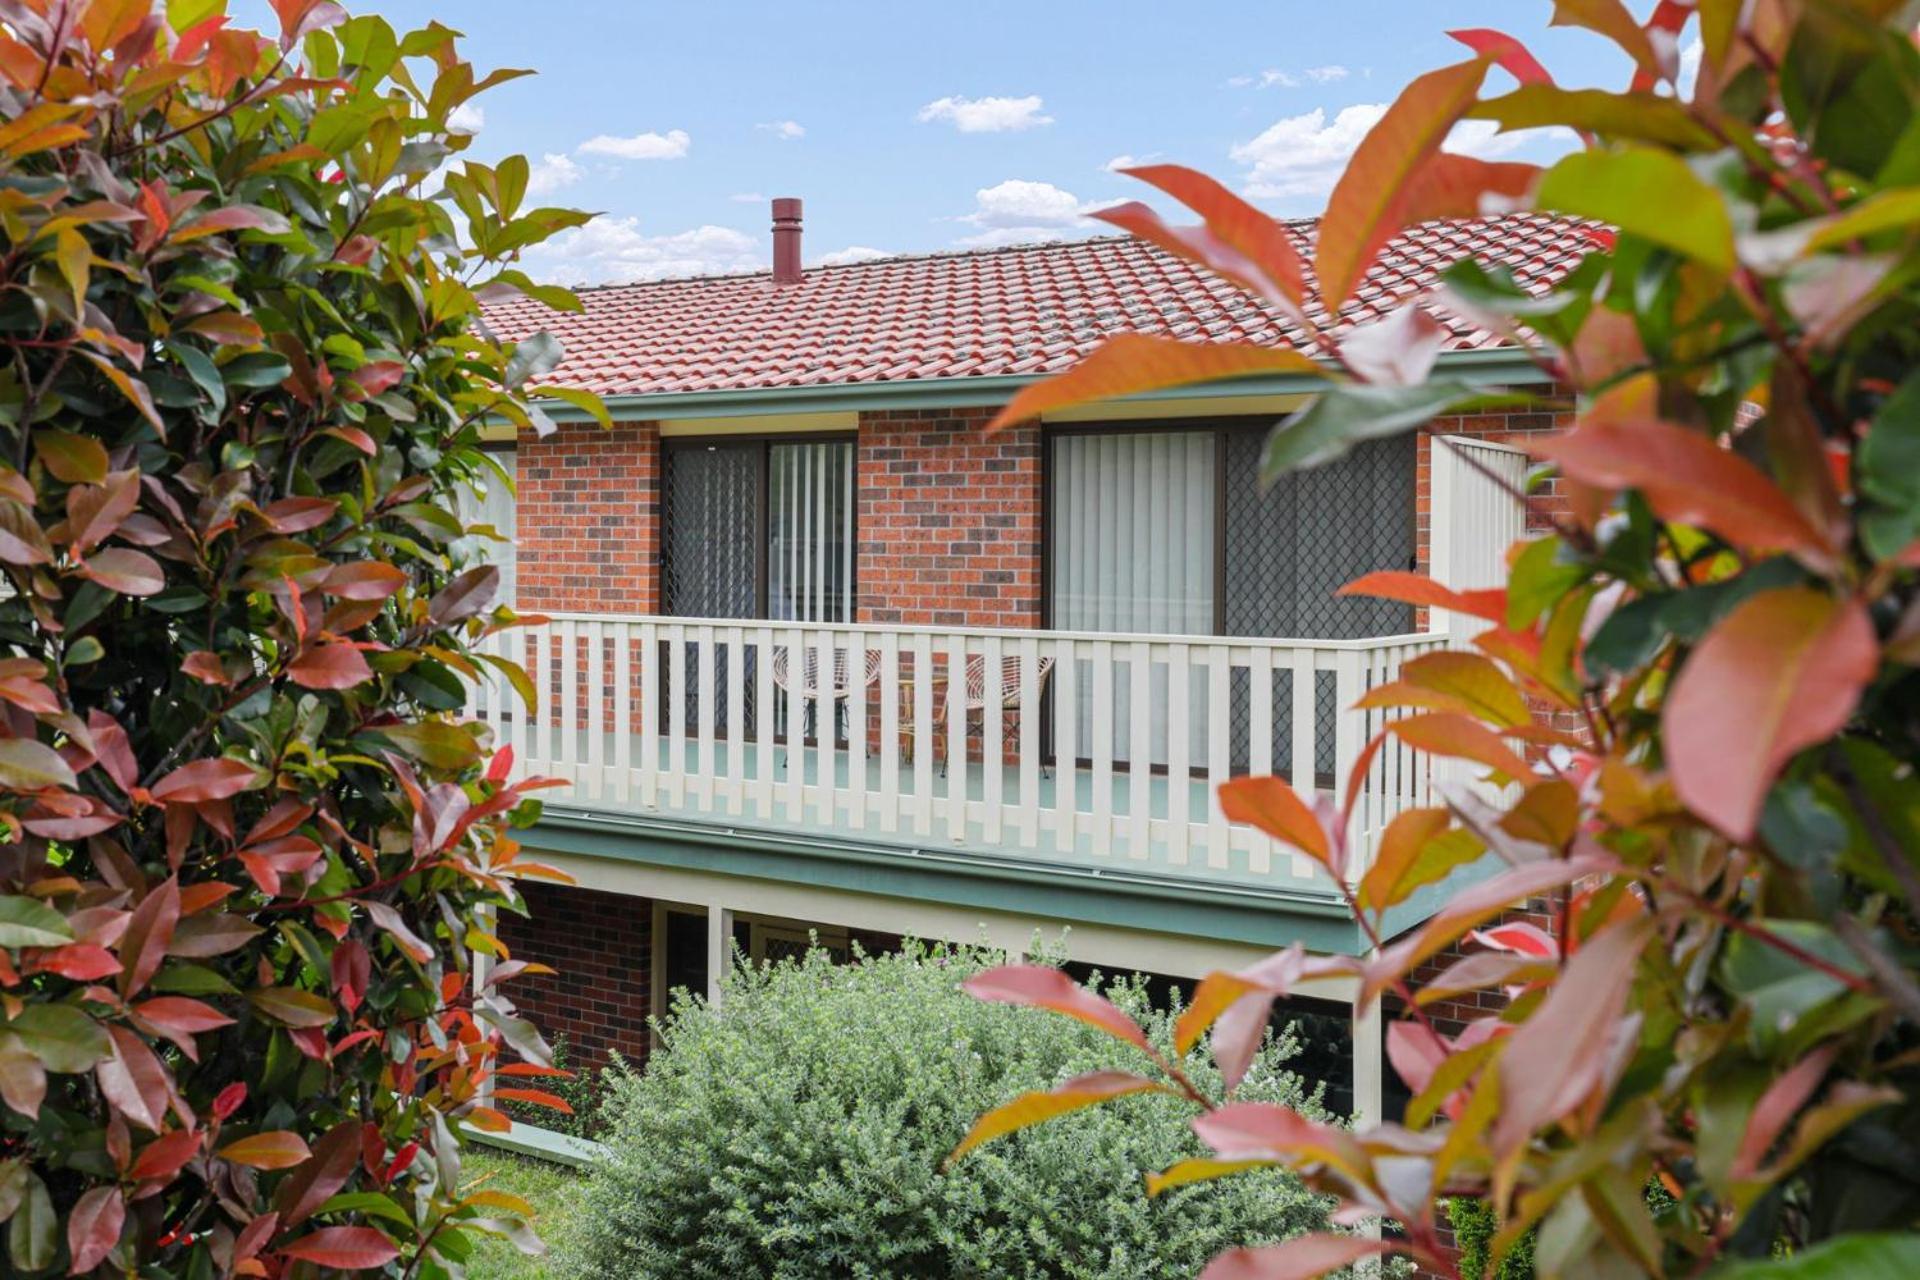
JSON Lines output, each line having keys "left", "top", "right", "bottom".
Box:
{"left": 470, "top": 615, "right": 1448, "bottom": 893}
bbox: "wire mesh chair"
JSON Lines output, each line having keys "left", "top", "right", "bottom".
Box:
{"left": 770, "top": 644, "right": 882, "bottom": 757}
{"left": 938, "top": 653, "right": 1056, "bottom": 776}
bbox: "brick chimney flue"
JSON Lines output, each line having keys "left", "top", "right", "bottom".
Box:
{"left": 772, "top": 197, "right": 803, "bottom": 284}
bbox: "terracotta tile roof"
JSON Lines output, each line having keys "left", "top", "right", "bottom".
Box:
{"left": 483, "top": 214, "right": 1603, "bottom": 399}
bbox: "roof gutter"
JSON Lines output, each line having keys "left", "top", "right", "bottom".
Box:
{"left": 532, "top": 345, "right": 1554, "bottom": 424}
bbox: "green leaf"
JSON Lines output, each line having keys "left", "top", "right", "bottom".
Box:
{"left": 0, "top": 896, "right": 73, "bottom": 949}
{"left": 1536, "top": 148, "right": 1735, "bottom": 272}
{"left": 1858, "top": 369, "right": 1920, "bottom": 560}
{"left": 30, "top": 429, "right": 108, "bottom": 484}
{"left": 503, "top": 332, "right": 563, "bottom": 389}
{"left": 374, "top": 721, "right": 483, "bottom": 770}
{"left": 248, "top": 987, "right": 337, "bottom": 1029}
{"left": 1716, "top": 921, "right": 1867, "bottom": 1052}
{"left": 6, "top": 1171, "right": 52, "bottom": 1273}
{"left": 0, "top": 739, "right": 76, "bottom": 791}
{"left": 314, "top": 1192, "right": 415, "bottom": 1226}
{"left": 7, "top": 1004, "right": 110, "bottom": 1072}
{"left": 1470, "top": 85, "right": 1718, "bottom": 150}
{"left": 1262, "top": 381, "right": 1470, "bottom": 479}
{"left": 1712, "top": 1234, "right": 1920, "bottom": 1278}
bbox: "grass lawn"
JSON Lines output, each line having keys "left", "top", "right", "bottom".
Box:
{"left": 462, "top": 1148, "right": 589, "bottom": 1280}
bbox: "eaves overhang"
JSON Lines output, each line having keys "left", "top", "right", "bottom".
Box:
{"left": 527, "top": 345, "right": 1555, "bottom": 426}
{"left": 524, "top": 804, "right": 1373, "bottom": 955}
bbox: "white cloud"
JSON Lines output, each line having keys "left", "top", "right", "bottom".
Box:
{"left": 447, "top": 103, "right": 485, "bottom": 135}
{"left": 1232, "top": 103, "right": 1570, "bottom": 209}
{"left": 916, "top": 94, "right": 1054, "bottom": 133}
{"left": 730, "top": 191, "right": 768, "bottom": 204}
{"left": 1231, "top": 65, "right": 1349, "bottom": 90}
{"left": 757, "top": 120, "right": 806, "bottom": 140}
{"left": 525, "top": 152, "right": 583, "bottom": 197}
{"left": 578, "top": 129, "right": 691, "bottom": 161}
{"left": 814, "top": 245, "right": 891, "bottom": 266}
{"left": 520, "top": 218, "right": 760, "bottom": 285}
{"left": 1104, "top": 153, "right": 1160, "bottom": 173}
{"left": 953, "top": 179, "right": 1101, "bottom": 247}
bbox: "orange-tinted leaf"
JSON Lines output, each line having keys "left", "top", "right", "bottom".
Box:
{"left": 1389, "top": 713, "right": 1534, "bottom": 785}
{"left": 1536, "top": 419, "right": 1832, "bottom": 563}
{"left": 80, "top": 352, "right": 164, "bottom": 437}
{"left": 181, "top": 650, "right": 232, "bottom": 686}
{"left": 947, "top": 1070, "right": 1166, "bottom": 1164}
{"left": 277, "top": 1226, "right": 399, "bottom": 1270}
{"left": 129, "top": 1127, "right": 203, "bottom": 1181}
{"left": 490, "top": 1087, "right": 574, "bottom": 1114}
{"left": 150, "top": 758, "right": 261, "bottom": 804}
{"left": 1316, "top": 56, "right": 1490, "bottom": 309}
{"left": 247, "top": 986, "right": 336, "bottom": 1028}
{"left": 1198, "top": 1235, "right": 1394, "bottom": 1280}
{"left": 1337, "top": 570, "right": 1506, "bottom": 622}
{"left": 963, "top": 965, "right": 1150, "bottom": 1050}
{"left": 986, "top": 335, "right": 1323, "bottom": 433}
{"left": 1175, "top": 946, "right": 1308, "bottom": 1056}
{"left": 218, "top": 1131, "right": 313, "bottom": 1170}
{"left": 32, "top": 429, "right": 109, "bottom": 485}
{"left": 1664, "top": 589, "right": 1877, "bottom": 841}
{"left": 79, "top": 547, "right": 165, "bottom": 596}
{"left": 321, "top": 561, "right": 407, "bottom": 601}
{"left": 1218, "top": 776, "right": 1334, "bottom": 871}
{"left": 1192, "top": 1102, "right": 1371, "bottom": 1183}
{"left": 1370, "top": 650, "right": 1530, "bottom": 726}
{"left": 1102, "top": 163, "right": 1308, "bottom": 308}
{"left": 66, "top": 1185, "right": 125, "bottom": 1275}
{"left": 1357, "top": 808, "right": 1454, "bottom": 912}
{"left": 1144, "top": 1157, "right": 1275, "bottom": 1197}
{"left": 118, "top": 877, "right": 178, "bottom": 998}
{"left": 1396, "top": 153, "right": 1542, "bottom": 224}
{"left": 1492, "top": 918, "right": 1651, "bottom": 1157}
{"left": 1449, "top": 28, "right": 1555, "bottom": 85}
{"left": 286, "top": 642, "right": 373, "bottom": 690}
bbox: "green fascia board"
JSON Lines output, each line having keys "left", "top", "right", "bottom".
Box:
{"left": 533, "top": 345, "right": 1553, "bottom": 424}
{"left": 526, "top": 805, "right": 1371, "bottom": 955}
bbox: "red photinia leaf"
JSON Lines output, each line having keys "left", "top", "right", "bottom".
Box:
{"left": 1097, "top": 161, "right": 1310, "bottom": 308}
{"left": 171, "top": 204, "right": 293, "bottom": 241}
{"left": 1534, "top": 419, "right": 1837, "bottom": 565}
{"left": 1395, "top": 153, "right": 1542, "bottom": 224}
{"left": 490, "top": 1087, "right": 575, "bottom": 1114}
{"left": 985, "top": 335, "right": 1324, "bottom": 433}
{"left": 1315, "top": 56, "right": 1491, "bottom": 310}
{"left": 78, "top": 546, "right": 165, "bottom": 596}
{"left": 1174, "top": 946, "right": 1311, "bottom": 1056}
{"left": 330, "top": 938, "right": 370, "bottom": 1013}
{"left": 85, "top": 709, "right": 140, "bottom": 793}
{"left": 266, "top": 0, "right": 348, "bottom": 49}
{"left": 495, "top": 1062, "right": 574, "bottom": 1079}
{"left": 1551, "top": 0, "right": 1661, "bottom": 83}
{"left": 256, "top": 496, "right": 338, "bottom": 534}
{"left": 363, "top": 900, "right": 433, "bottom": 964}
{"left": 946, "top": 1070, "right": 1168, "bottom": 1164}
{"left": 32, "top": 943, "right": 122, "bottom": 980}
{"left": 322, "top": 424, "right": 377, "bottom": 455}
{"left": 180, "top": 650, "right": 232, "bottom": 686}
{"left": 1192, "top": 1102, "right": 1373, "bottom": 1184}
{"left": 150, "top": 758, "right": 261, "bottom": 805}
{"left": 232, "top": 1211, "right": 278, "bottom": 1267}
{"left": 1336, "top": 570, "right": 1507, "bottom": 622}
{"left": 275, "top": 1121, "right": 362, "bottom": 1228}
{"left": 276, "top": 1226, "right": 400, "bottom": 1270}
{"left": 963, "top": 965, "right": 1151, "bottom": 1051}
{"left": 96, "top": 1025, "right": 171, "bottom": 1133}
{"left": 1492, "top": 917, "right": 1653, "bottom": 1157}
{"left": 1449, "top": 27, "right": 1555, "bottom": 85}
{"left": 66, "top": 469, "right": 140, "bottom": 553}
{"left": 1218, "top": 776, "right": 1337, "bottom": 872}
{"left": 1389, "top": 712, "right": 1535, "bottom": 786}
{"left": 65, "top": 1185, "right": 126, "bottom": 1275}
{"left": 287, "top": 642, "right": 374, "bottom": 690}
{"left": 133, "top": 995, "right": 235, "bottom": 1038}
{"left": 218, "top": 1130, "right": 312, "bottom": 1170}
{"left": 344, "top": 360, "right": 406, "bottom": 398}
{"left": 179, "top": 310, "right": 265, "bottom": 346}
{"left": 378, "top": 1140, "right": 418, "bottom": 1188}
{"left": 213, "top": 1082, "right": 247, "bottom": 1120}
{"left": 128, "top": 1127, "right": 202, "bottom": 1181}
{"left": 117, "top": 876, "right": 179, "bottom": 998}
{"left": 321, "top": 561, "right": 407, "bottom": 601}
{"left": 0, "top": 1039, "right": 45, "bottom": 1118}
{"left": 242, "top": 799, "right": 314, "bottom": 848}
{"left": 1197, "top": 1234, "right": 1395, "bottom": 1280}
{"left": 1471, "top": 921, "right": 1559, "bottom": 959}
{"left": 1664, "top": 589, "right": 1878, "bottom": 841}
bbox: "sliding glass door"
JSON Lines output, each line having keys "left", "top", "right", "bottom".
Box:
{"left": 1049, "top": 422, "right": 1414, "bottom": 776}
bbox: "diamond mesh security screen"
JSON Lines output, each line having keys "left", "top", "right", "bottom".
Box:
{"left": 662, "top": 443, "right": 761, "bottom": 736}
{"left": 1222, "top": 428, "right": 1414, "bottom": 781}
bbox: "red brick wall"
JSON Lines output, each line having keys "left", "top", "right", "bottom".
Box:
{"left": 1415, "top": 406, "right": 1575, "bottom": 573}
{"left": 855, "top": 409, "right": 1042, "bottom": 627}
{"left": 496, "top": 882, "right": 651, "bottom": 1075}
{"left": 515, "top": 421, "right": 658, "bottom": 614}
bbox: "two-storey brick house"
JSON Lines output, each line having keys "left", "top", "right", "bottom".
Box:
{"left": 467, "top": 201, "right": 1588, "bottom": 1127}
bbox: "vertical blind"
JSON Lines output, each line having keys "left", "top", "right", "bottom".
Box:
{"left": 458, "top": 448, "right": 517, "bottom": 608}
{"left": 768, "top": 441, "right": 855, "bottom": 623}
{"left": 1052, "top": 431, "right": 1215, "bottom": 765}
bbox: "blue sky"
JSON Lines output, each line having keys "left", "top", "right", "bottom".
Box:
{"left": 262, "top": 2, "right": 1654, "bottom": 284}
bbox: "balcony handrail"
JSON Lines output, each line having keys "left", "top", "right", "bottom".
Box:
{"left": 521, "top": 609, "right": 1442, "bottom": 653}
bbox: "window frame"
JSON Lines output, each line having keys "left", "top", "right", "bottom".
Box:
{"left": 657, "top": 431, "right": 857, "bottom": 620}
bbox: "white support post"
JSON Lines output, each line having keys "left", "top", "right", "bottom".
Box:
{"left": 705, "top": 903, "right": 735, "bottom": 1007}
{"left": 1351, "top": 986, "right": 1384, "bottom": 1131}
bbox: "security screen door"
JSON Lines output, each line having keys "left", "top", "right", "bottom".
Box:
{"left": 661, "top": 438, "right": 856, "bottom": 737}
{"left": 1049, "top": 423, "right": 1413, "bottom": 777}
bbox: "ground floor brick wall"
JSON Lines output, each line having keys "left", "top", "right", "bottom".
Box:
{"left": 497, "top": 882, "right": 651, "bottom": 1074}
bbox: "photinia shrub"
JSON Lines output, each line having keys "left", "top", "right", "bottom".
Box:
{"left": 0, "top": 1, "right": 604, "bottom": 1275}
{"left": 955, "top": 1, "right": 1920, "bottom": 1277}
